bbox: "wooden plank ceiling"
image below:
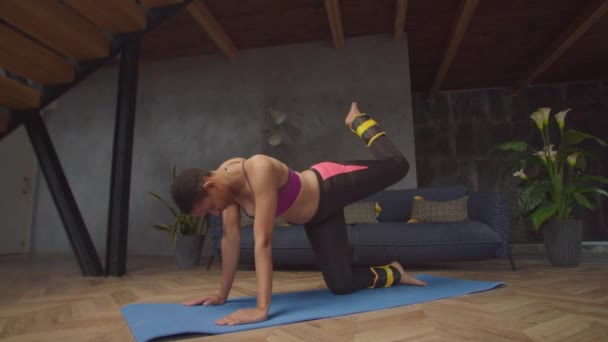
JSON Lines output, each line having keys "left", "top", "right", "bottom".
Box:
{"left": 141, "top": 0, "right": 608, "bottom": 92}
{"left": 0, "top": 0, "right": 606, "bottom": 116}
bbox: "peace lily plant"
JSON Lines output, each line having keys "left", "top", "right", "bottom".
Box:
{"left": 494, "top": 107, "right": 608, "bottom": 230}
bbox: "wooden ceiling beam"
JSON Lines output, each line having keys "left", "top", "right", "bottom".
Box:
{"left": 0, "top": 0, "right": 109, "bottom": 61}
{"left": 62, "top": 0, "right": 147, "bottom": 34}
{"left": 428, "top": 0, "right": 479, "bottom": 99}
{"left": 324, "top": 0, "right": 345, "bottom": 49}
{"left": 186, "top": 0, "right": 238, "bottom": 62}
{"left": 0, "top": 75, "right": 41, "bottom": 111}
{"left": 394, "top": 0, "right": 408, "bottom": 42}
{"left": 514, "top": 0, "right": 608, "bottom": 92}
{"left": 0, "top": 24, "right": 74, "bottom": 85}
{"left": 139, "top": 0, "right": 183, "bottom": 9}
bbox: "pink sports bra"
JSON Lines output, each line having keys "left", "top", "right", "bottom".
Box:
{"left": 242, "top": 160, "right": 302, "bottom": 217}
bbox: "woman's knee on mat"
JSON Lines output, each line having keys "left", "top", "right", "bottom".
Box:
{"left": 327, "top": 282, "right": 356, "bottom": 295}
{"left": 323, "top": 273, "right": 356, "bottom": 295}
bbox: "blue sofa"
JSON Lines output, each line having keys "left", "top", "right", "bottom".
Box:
{"left": 209, "top": 185, "right": 515, "bottom": 270}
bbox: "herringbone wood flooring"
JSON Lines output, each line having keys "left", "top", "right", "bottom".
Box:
{"left": 0, "top": 256, "right": 606, "bottom": 341}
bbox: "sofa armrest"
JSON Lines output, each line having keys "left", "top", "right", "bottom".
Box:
{"left": 468, "top": 191, "right": 510, "bottom": 245}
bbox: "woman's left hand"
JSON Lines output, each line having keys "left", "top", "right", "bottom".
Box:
{"left": 214, "top": 307, "right": 268, "bottom": 326}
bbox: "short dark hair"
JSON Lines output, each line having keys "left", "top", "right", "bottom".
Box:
{"left": 170, "top": 168, "right": 212, "bottom": 214}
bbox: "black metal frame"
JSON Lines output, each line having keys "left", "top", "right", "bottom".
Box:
{"left": 1, "top": 1, "right": 193, "bottom": 276}
{"left": 506, "top": 243, "right": 517, "bottom": 271}
{"left": 105, "top": 36, "right": 141, "bottom": 277}
{"left": 23, "top": 110, "right": 104, "bottom": 276}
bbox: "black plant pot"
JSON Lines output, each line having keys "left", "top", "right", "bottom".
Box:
{"left": 175, "top": 235, "right": 205, "bottom": 269}
{"left": 543, "top": 220, "right": 583, "bottom": 267}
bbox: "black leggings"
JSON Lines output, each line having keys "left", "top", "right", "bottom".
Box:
{"left": 305, "top": 123, "right": 409, "bottom": 295}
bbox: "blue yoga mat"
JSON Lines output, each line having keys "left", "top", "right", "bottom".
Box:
{"left": 121, "top": 274, "right": 504, "bottom": 342}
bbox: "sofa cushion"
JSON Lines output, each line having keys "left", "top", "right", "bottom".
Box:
{"left": 240, "top": 225, "right": 312, "bottom": 249}
{"left": 240, "top": 209, "right": 254, "bottom": 227}
{"left": 368, "top": 185, "right": 468, "bottom": 223}
{"left": 240, "top": 210, "right": 291, "bottom": 228}
{"left": 344, "top": 201, "right": 379, "bottom": 224}
{"left": 409, "top": 195, "right": 469, "bottom": 223}
{"left": 349, "top": 221, "right": 500, "bottom": 246}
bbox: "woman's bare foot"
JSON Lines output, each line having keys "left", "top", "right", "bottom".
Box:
{"left": 345, "top": 102, "right": 362, "bottom": 128}
{"left": 390, "top": 261, "right": 428, "bottom": 286}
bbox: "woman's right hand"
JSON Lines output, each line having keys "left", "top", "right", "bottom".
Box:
{"left": 183, "top": 294, "right": 226, "bottom": 306}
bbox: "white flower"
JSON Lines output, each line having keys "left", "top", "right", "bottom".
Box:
{"left": 535, "top": 150, "right": 548, "bottom": 163}
{"left": 567, "top": 152, "right": 580, "bottom": 167}
{"left": 530, "top": 110, "right": 545, "bottom": 130}
{"left": 513, "top": 169, "right": 528, "bottom": 180}
{"left": 538, "top": 107, "right": 551, "bottom": 126}
{"left": 546, "top": 145, "right": 557, "bottom": 160}
{"left": 555, "top": 109, "right": 571, "bottom": 130}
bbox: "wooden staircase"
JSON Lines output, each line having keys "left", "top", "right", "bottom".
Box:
{"left": 0, "top": 0, "right": 189, "bottom": 138}
{"left": 0, "top": 0, "right": 194, "bottom": 276}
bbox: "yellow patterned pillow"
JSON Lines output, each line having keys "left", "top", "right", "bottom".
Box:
{"left": 344, "top": 201, "right": 380, "bottom": 224}
{"left": 240, "top": 209, "right": 255, "bottom": 228}
{"left": 408, "top": 195, "right": 469, "bottom": 223}
{"left": 275, "top": 217, "right": 291, "bottom": 227}
{"left": 375, "top": 202, "right": 382, "bottom": 217}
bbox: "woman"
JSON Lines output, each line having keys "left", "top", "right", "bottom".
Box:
{"left": 171, "top": 102, "right": 427, "bottom": 326}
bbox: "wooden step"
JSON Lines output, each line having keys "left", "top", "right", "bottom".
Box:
{"left": 0, "top": 24, "right": 74, "bottom": 85}
{"left": 0, "top": 0, "right": 110, "bottom": 61}
{"left": 62, "top": 0, "right": 147, "bottom": 34}
{"left": 0, "top": 75, "right": 41, "bottom": 110}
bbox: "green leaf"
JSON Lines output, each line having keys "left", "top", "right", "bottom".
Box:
{"left": 490, "top": 141, "right": 528, "bottom": 153}
{"left": 172, "top": 165, "right": 177, "bottom": 180}
{"left": 531, "top": 203, "right": 557, "bottom": 230}
{"left": 574, "top": 187, "right": 608, "bottom": 197}
{"left": 577, "top": 154, "right": 588, "bottom": 170}
{"left": 172, "top": 213, "right": 200, "bottom": 235}
{"left": 503, "top": 154, "right": 540, "bottom": 177}
{"left": 153, "top": 224, "right": 175, "bottom": 233}
{"left": 579, "top": 150, "right": 600, "bottom": 160}
{"left": 597, "top": 189, "right": 608, "bottom": 198}
{"left": 173, "top": 215, "right": 181, "bottom": 232}
{"left": 579, "top": 175, "right": 608, "bottom": 185}
{"left": 148, "top": 192, "right": 179, "bottom": 217}
{"left": 573, "top": 193, "right": 595, "bottom": 210}
{"left": 565, "top": 129, "right": 607, "bottom": 147}
{"left": 518, "top": 181, "right": 552, "bottom": 215}
{"left": 499, "top": 151, "right": 545, "bottom": 184}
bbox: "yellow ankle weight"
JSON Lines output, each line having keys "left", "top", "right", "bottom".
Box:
{"left": 368, "top": 264, "right": 401, "bottom": 288}
{"left": 350, "top": 114, "right": 386, "bottom": 147}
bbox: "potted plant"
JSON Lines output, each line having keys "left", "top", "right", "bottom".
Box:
{"left": 493, "top": 107, "right": 607, "bottom": 267}
{"left": 149, "top": 167, "right": 209, "bottom": 269}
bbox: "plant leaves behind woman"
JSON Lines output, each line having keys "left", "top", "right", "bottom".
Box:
{"left": 148, "top": 165, "right": 209, "bottom": 247}
{"left": 491, "top": 108, "right": 608, "bottom": 230}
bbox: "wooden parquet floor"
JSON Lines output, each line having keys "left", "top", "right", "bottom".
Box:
{"left": 0, "top": 256, "right": 607, "bottom": 342}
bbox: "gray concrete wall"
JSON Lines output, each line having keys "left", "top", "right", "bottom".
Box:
{"left": 31, "top": 34, "right": 417, "bottom": 256}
